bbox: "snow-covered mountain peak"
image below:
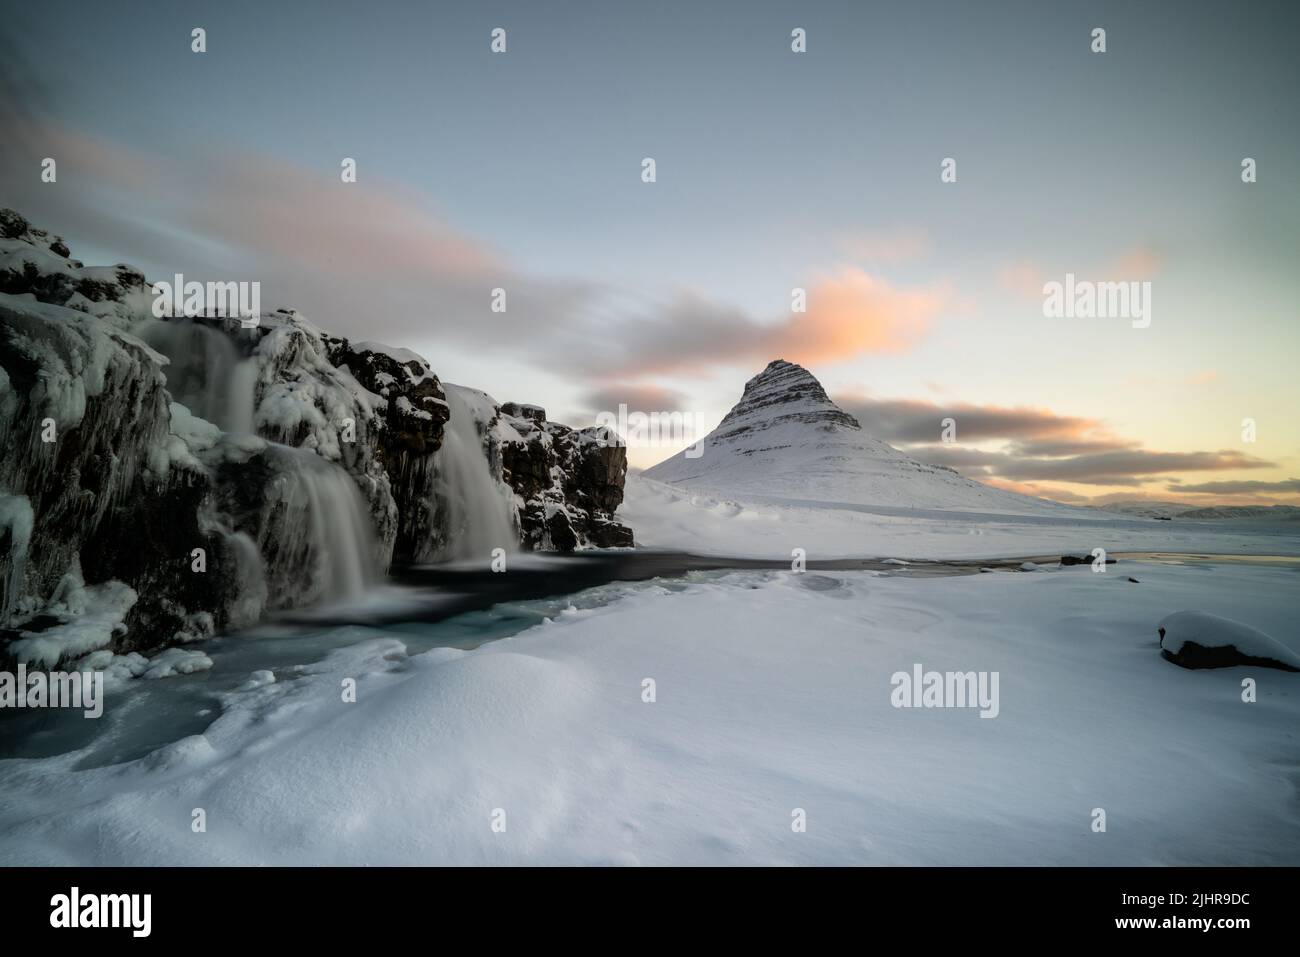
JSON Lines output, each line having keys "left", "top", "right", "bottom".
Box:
{"left": 643, "top": 360, "right": 1079, "bottom": 516}
{"left": 714, "top": 359, "right": 862, "bottom": 441}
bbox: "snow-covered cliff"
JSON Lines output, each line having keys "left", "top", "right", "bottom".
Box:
{"left": 0, "top": 209, "right": 630, "bottom": 667}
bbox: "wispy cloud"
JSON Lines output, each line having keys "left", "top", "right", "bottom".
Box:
{"left": 834, "top": 394, "right": 1115, "bottom": 448}
{"left": 3, "top": 122, "right": 945, "bottom": 389}
{"left": 579, "top": 383, "right": 689, "bottom": 415}
{"left": 1169, "top": 478, "right": 1300, "bottom": 495}
{"left": 834, "top": 393, "right": 1279, "bottom": 494}
{"left": 584, "top": 269, "right": 945, "bottom": 379}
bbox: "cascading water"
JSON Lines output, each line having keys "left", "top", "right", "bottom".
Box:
{"left": 133, "top": 318, "right": 257, "bottom": 433}
{"left": 434, "top": 385, "right": 518, "bottom": 561}
{"left": 136, "top": 318, "right": 378, "bottom": 606}
{"left": 258, "top": 446, "right": 378, "bottom": 607}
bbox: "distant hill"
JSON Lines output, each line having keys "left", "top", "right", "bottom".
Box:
{"left": 1100, "top": 501, "right": 1300, "bottom": 521}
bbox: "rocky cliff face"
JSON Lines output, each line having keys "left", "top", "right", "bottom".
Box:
{"left": 497, "top": 403, "right": 633, "bottom": 550}
{"left": 0, "top": 209, "right": 631, "bottom": 670}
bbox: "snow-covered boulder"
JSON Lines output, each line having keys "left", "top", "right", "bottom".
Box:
{"left": 1157, "top": 611, "right": 1300, "bottom": 672}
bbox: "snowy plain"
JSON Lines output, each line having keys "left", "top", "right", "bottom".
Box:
{"left": 1, "top": 554, "right": 1297, "bottom": 866}
{"left": 620, "top": 474, "right": 1300, "bottom": 561}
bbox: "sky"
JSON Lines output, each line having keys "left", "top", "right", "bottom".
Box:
{"left": 2, "top": 0, "right": 1298, "bottom": 505}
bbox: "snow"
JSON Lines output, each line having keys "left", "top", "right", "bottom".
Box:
{"left": 444, "top": 382, "right": 502, "bottom": 427}
{"left": 1158, "top": 611, "right": 1300, "bottom": 669}
{"left": 0, "top": 293, "right": 166, "bottom": 432}
{"left": 621, "top": 474, "right": 1300, "bottom": 561}
{"left": 73, "top": 650, "right": 150, "bottom": 684}
{"left": 251, "top": 321, "right": 381, "bottom": 460}
{"left": 1, "top": 558, "right": 1296, "bottom": 865}
{"left": 7, "top": 563, "right": 138, "bottom": 668}
{"left": 350, "top": 340, "right": 426, "bottom": 367}
{"left": 394, "top": 394, "right": 433, "bottom": 420}
{"left": 627, "top": 361, "right": 1300, "bottom": 562}
{"left": 644, "top": 360, "right": 1084, "bottom": 518}
{"left": 68, "top": 646, "right": 215, "bottom": 685}
{"left": 162, "top": 401, "right": 224, "bottom": 475}
{"left": 140, "top": 647, "right": 214, "bottom": 680}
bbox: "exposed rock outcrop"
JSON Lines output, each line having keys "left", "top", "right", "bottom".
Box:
{"left": 1158, "top": 611, "right": 1300, "bottom": 672}
{"left": 497, "top": 405, "right": 633, "bottom": 550}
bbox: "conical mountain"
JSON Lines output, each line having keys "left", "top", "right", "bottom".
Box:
{"left": 644, "top": 360, "right": 1069, "bottom": 514}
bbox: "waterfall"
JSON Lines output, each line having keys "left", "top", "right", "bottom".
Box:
{"left": 134, "top": 318, "right": 257, "bottom": 433}
{"left": 225, "top": 358, "right": 259, "bottom": 435}
{"left": 0, "top": 494, "right": 34, "bottom": 624}
{"left": 434, "top": 385, "right": 518, "bottom": 561}
{"left": 259, "top": 446, "right": 378, "bottom": 607}
{"left": 134, "top": 318, "right": 380, "bottom": 607}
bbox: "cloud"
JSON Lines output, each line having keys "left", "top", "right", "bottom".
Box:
{"left": 579, "top": 383, "right": 690, "bottom": 415}
{"left": 1168, "top": 478, "right": 1300, "bottom": 495}
{"left": 834, "top": 392, "right": 1282, "bottom": 491}
{"left": 3, "top": 122, "right": 944, "bottom": 387}
{"left": 911, "top": 444, "right": 1273, "bottom": 485}
{"left": 586, "top": 270, "right": 945, "bottom": 379}
{"left": 834, "top": 394, "right": 1115, "bottom": 448}
{"left": 0, "top": 118, "right": 604, "bottom": 354}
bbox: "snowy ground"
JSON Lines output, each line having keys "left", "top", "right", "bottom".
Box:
{"left": 2, "top": 558, "right": 1297, "bottom": 865}
{"left": 620, "top": 474, "right": 1300, "bottom": 560}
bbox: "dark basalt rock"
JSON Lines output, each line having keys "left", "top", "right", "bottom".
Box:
{"left": 1159, "top": 638, "right": 1300, "bottom": 672}
{"left": 1157, "top": 614, "right": 1300, "bottom": 672}
{"left": 1060, "top": 554, "right": 1116, "bottom": 567}
{"left": 501, "top": 402, "right": 546, "bottom": 425}
{"left": 498, "top": 407, "right": 632, "bottom": 551}
{"left": 324, "top": 337, "right": 451, "bottom": 563}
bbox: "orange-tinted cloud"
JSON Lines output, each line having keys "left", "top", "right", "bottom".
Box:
{"left": 0, "top": 119, "right": 599, "bottom": 353}
{"left": 776, "top": 269, "right": 940, "bottom": 364}
{"left": 1108, "top": 245, "right": 1162, "bottom": 280}
{"left": 590, "top": 268, "right": 945, "bottom": 379}
{"left": 198, "top": 152, "right": 501, "bottom": 283}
